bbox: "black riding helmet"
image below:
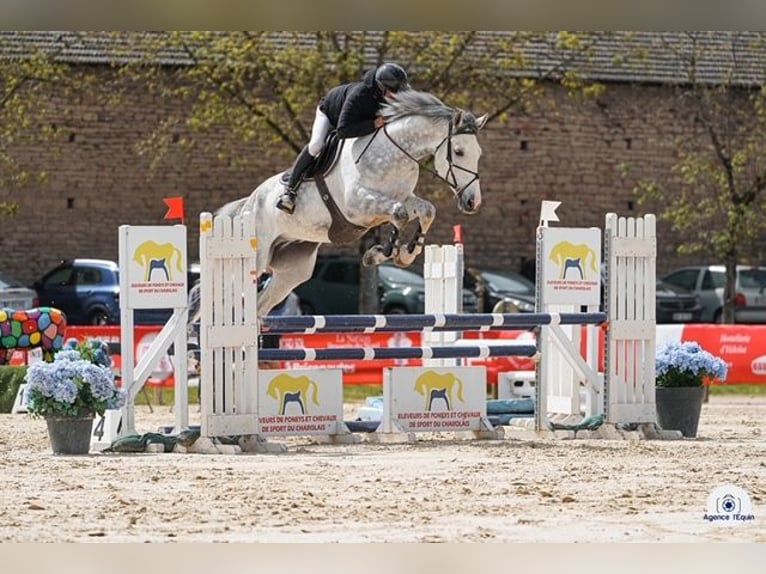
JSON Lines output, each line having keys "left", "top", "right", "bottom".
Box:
{"left": 375, "top": 63, "right": 410, "bottom": 93}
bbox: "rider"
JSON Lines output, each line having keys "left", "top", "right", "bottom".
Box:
{"left": 276, "top": 62, "right": 411, "bottom": 214}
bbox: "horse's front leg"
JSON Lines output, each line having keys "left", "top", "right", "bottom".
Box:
{"left": 361, "top": 200, "right": 409, "bottom": 266}
{"left": 393, "top": 196, "right": 436, "bottom": 267}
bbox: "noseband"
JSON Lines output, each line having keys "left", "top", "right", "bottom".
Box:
{"left": 434, "top": 113, "right": 481, "bottom": 201}
{"left": 378, "top": 111, "right": 481, "bottom": 202}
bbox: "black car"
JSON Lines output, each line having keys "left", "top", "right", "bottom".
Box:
{"left": 294, "top": 255, "right": 478, "bottom": 315}
{"left": 600, "top": 266, "right": 703, "bottom": 324}
{"left": 464, "top": 268, "right": 536, "bottom": 313}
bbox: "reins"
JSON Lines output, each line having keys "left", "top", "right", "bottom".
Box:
{"left": 366, "top": 112, "right": 480, "bottom": 202}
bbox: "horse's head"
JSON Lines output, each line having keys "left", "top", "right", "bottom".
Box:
{"left": 433, "top": 110, "right": 488, "bottom": 215}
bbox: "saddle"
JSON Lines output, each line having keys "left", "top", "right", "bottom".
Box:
{"left": 279, "top": 132, "right": 368, "bottom": 244}
{"left": 279, "top": 131, "right": 342, "bottom": 187}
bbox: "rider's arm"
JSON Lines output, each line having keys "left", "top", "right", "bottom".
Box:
{"left": 336, "top": 86, "right": 378, "bottom": 139}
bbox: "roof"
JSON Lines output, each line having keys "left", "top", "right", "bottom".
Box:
{"left": 2, "top": 31, "right": 765, "bottom": 86}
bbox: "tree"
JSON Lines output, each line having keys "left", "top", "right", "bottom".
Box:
{"left": 634, "top": 32, "right": 766, "bottom": 323}
{"left": 118, "top": 31, "right": 604, "bottom": 312}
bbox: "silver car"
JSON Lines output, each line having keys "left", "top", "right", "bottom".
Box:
{"left": 661, "top": 265, "right": 766, "bottom": 323}
{"left": 0, "top": 269, "right": 37, "bottom": 311}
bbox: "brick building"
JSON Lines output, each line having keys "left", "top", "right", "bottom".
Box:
{"left": 1, "top": 32, "right": 763, "bottom": 285}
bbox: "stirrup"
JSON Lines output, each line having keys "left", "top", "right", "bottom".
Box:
{"left": 276, "top": 190, "right": 296, "bottom": 214}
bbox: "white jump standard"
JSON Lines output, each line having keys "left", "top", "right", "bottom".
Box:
{"left": 197, "top": 205, "right": 658, "bottom": 441}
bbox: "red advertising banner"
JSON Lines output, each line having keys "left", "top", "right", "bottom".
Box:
{"left": 679, "top": 325, "right": 766, "bottom": 385}
{"left": 11, "top": 325, "right": 175, "bottom": 388}
{"left": 10, "top": 323, "right": 766, "bottom": 387}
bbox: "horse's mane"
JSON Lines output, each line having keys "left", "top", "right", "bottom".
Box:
{"left": 379, "top": 90, "right": 454, "bottom": 124}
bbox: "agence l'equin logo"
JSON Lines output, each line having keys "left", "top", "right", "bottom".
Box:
{"left": 704, "top": 484, "right": 756, "bottom": 525}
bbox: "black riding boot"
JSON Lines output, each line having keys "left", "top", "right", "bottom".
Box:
{"left": 277, "top": 146, "right": 315, "bottom": 214}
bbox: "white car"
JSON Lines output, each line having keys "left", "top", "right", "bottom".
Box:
{"left": 662, "top": 265, "right": 766, "bottom": 323}
{"left": 0, "top": 270, "right": 37, "bottom": 311}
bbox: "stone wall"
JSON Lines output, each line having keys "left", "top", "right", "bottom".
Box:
{"left": 0, "top": 69, "right": 709, "bottom": 286}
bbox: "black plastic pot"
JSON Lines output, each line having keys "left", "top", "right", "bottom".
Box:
{"left": 655, "top": 386, "right": 706, "bottom": 438}
{"left": 45, "top": 413, "right": 95, "bottom": 455}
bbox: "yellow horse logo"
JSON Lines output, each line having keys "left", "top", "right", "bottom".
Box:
{"left": 133, "top": 240, "right": 185, "bottom": 281}
{"left": 266, "top": 374, "right": 320, "bottom": 415}
{"left": 549, "top": 241, "right": 598, "bottom": 280}
{"left": 414, "top": 371, "right": 464, "bottom": 411}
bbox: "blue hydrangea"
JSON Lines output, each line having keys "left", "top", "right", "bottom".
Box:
{"left": 24, "top": 339, "right": 125, "bottom": 418}
{"left": 656, "top": 341, "right": 728, "bottom": 388}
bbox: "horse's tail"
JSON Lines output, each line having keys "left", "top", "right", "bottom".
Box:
{"left": 456, "top": 376, "right": 464, "bottom": 403}
{"left": 174, "top": 245, "right": 184, "bottom": 273}
{"left": 310, "top": 380, "right": 320, "bottom": 406}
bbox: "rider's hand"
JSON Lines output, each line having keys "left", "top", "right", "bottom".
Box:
{"left": 374, "top": 117, "right": 386, "bottom": 129}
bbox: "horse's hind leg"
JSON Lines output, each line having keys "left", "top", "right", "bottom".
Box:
{"left": 258, "top": 242, "right": 319, "bottom": 316}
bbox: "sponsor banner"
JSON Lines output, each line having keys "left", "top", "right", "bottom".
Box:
{"left": 677, "top": 324, "right": 766, "bottom": 385}
{"left": 9, "top": 326, "right": 177, "bottom": 388}
{"left": 384, "top": 366, "right": 487, "bottom": 432}
{"left": 120, "top": 225, "right": 188, "bottom": 309}
{"left": 540, "top": 227, "right": 602, "bottom": 306}
{"left": 257, "top": 369, "right": 344, "bottom": 436}
{"left": 15, "top": 324, "right": 764, "bottom": 387}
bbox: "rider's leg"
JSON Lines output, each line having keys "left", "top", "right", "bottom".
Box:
{"left": 276, "top": 146, "right": 314, "bottom": 214}
{"left": 277, "top": 108, "right": 330, "bottom": 214}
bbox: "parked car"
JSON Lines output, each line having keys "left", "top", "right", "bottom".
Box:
{"left": 654, "top": 279, "right": 704, "bottom": 324}
{"left": 0, "top": 269, "right": 38, "bottom": 311}
{"left": 32, "top": 258, "right": 199, "bottom": 326}
{"left": 464, "top": 268, "right": 536, "bottom": 313}
{"left": 294, "top": 255, "right": 478, "bottom": 315}
{"left": 661, "top": 265, "right": 766, "bottom": 323}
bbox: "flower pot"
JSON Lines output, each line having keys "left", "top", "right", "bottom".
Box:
{"left": 45, "top": 413, "right": 95, "bottom": 455}
{"left": 655, "top": 386, "right": 706, "bottom": 438}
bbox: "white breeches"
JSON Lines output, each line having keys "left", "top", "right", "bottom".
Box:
{"left": 308, "top": 107, "right": 332, "bottom": 157}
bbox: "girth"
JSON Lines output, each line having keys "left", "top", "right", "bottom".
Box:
{"left": 313, "top": 174, "right": 368, "bottom": 244}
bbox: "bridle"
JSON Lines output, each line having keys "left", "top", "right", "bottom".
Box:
{"left": 358, "top": 110, "right": 481, "bottom": 202}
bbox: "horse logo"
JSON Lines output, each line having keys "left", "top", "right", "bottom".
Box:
{"left": 266, "top": 374, "right": 320, "bottom": 415}
{"left": 133, "top": 240, "right": 185, "bottom": 282}
{"left": 549, "top": 241, "right": 598, "bottom": 280}
{"left": 414, "top": 371, "right": 464, "bottom": 411}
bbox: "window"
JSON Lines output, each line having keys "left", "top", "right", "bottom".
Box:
{"left": 665, "top": 269, "right": 700, "bottom": 291}
{"left": 707, "top": 270, "right": 726, "bottom": 289}
{"left": 739, "top": 268, "right": 766, "bottom": 288}
{"left": 44, "top": 268, "right": 73, "bottom": 287}
{"left": 76, "top": 268, "right": 102, "bottom": 286}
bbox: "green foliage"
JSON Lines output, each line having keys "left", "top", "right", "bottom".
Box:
{"left": 709, "top": 383, "right": 766, "bottom": 395}
{"left": 116, "top": 31, "right": 604, "bottom": 172}
{"left": 632, "top": 32, "right": 766, "bottom": 323}
{"left": 343, "top": 384, "right": 382, "bottom": 404}
{"left": 0, "top": 366, "right": 27, "bottom": 413}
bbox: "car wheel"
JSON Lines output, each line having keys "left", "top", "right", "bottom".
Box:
{"left": 89, "top": 310, "right": 110, "bottom": 325}
{"left": 384, "top": 305, "right": 408, "bottom": 314}
{"left": 299, "top": 302, "right": 315, "bottom": 315}
{"left": 713, "top": 309, "right": 723, "bottom": 324}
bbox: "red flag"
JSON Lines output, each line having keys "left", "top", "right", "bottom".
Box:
{"left": 163, "top": 196, "right": 185, "bottom": 224}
